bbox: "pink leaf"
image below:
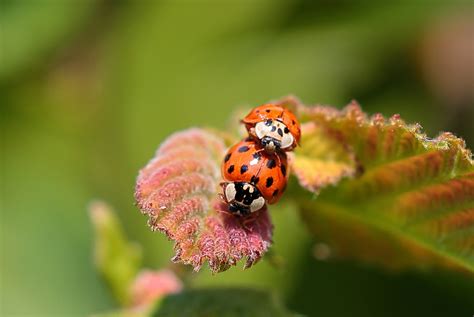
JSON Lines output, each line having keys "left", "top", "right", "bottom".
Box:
{"left": 135, "top": 128, "right": 273, "bottom": 273}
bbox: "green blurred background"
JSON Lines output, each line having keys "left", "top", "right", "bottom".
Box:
{"left": 1, "top": 1, "right": 473, "bottom": 316}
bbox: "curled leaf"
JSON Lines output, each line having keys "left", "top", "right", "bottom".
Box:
{"left": 257, "top": 95, "right": 357, "bottom": 192}
{"left": 290, "top": 100, "right": 474, "bottom": 272}
{"left": 290, "top": 121, "right": 356, "bottom": 192}
{"left": 135, "top": 128, "right": 273, "bottom": 273}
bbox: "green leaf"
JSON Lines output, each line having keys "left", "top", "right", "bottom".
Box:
{"left": 89, "top": 201, "right": 142, "bottom": 305}
{"left": 291, "top": 101, "right": 474, "bottom": 272}
{"left": 93, "top": 288, "right": 294, "bottom": 317}
{"left": 153, "top": 289, "right": 294, "bottom": 317}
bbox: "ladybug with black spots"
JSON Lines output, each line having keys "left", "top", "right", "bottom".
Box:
{"left": 220, "top": 139, "right": 288, "bottom": 216}
{"left": 242, "top": 103, "right": 301, "bottom": 153}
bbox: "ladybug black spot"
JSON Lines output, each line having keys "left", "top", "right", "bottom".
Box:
{"left": 277, "top": 128, "right": 283, "bottom": 137}
{"left": 227, "top": 165, "right": 235, "bottom": 174}
{"left": 266, "top": 177, "right": 274, "bottom": 188}
{"left": 280, "top": 164, "right": 286, "bottom": 177}
{"left": 240, "top": 165, "right": 248, "bottom": 174}
{"left": 266, "top": 159, "right": 276, "bottom": 169}
{"left": 272, "top": 189, "right": 279, "bottom": 197}
{"left": 265, "top": 119, "right": 272, "bottom": 126}
{"left": 292, "top": 120, "right": 295, "bottom": 125}
{"left": 266, "top": 109, "right": 271, "bottom": 113}
{"left": 271, "top": 126, "right": 277, "bottom": 132}
{"left": 251, "top": 175, "right": 259, "bottom": 184}
{"left": 238, "top": 146, "right": 250, "bottom": 153}
{"left": 284, "top": 127, "right": 290, "bottom": 134}
{"left": 224, "top": 153, "right": 231, "bottom": 162}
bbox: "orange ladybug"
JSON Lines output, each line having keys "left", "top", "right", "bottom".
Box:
{"left": 242, "top": 103, "right": 301, "bottom": 153}
{"left": 221, "top": 139, "right": 288, "bottom": 215}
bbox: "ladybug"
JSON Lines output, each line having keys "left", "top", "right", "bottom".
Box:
{"left": 221, "top": 139, "right": 288, "bottom": 216}
{"left": 242, "top": 103, "right": 301, "bottom": 153}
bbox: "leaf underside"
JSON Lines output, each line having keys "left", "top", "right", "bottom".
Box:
{"left": 135, "top": 129, "right": 273, "bottom": 273}
{"left": 290, "top": 100, "right": 474, "bottom": 272}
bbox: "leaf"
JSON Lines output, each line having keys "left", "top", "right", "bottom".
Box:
{"left": 93, "top": 288, "right": 294, "bottom": 317}
{"left": 274, "top": 95, "right": 358, "bottom": 192}
{"left": 89, "top": 201, "right": 142, "bottom": 305}
{"left": 153, "top": 288, "right": 294, "bottom": 317}
{"left": 291, "top": 100, "right": 474, "bottom": 272}
{"left": 135, "top": 128, "right": 273, "bottom": 273}
{"left": 290, "top": 121, "right": 357, "bottom": 192}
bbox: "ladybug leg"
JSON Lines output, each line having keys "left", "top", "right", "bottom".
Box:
{"left": 242, "top": 215, "right": 255, "bottom": 231}
{"left": 246, "top": 126, "right": 258, "bottom": 141}
{"left": 249, "top": 127, "right": 256, "bottom": 137}
{"left": 241, "top": 209, "right": 262, "bottom": 231}
{"left": 218, "top": 181, "right": 227, "bottom": 202}
{"left": 216, "top": 199, "right": 239, "bottom": 217}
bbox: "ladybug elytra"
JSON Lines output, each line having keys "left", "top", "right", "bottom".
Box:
{"left": 221, "top": 139, "right": 288, "bottom": 215}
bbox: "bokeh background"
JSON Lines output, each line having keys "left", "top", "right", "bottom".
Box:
{"left": 1, "top": 1, "right": 473, "bottom": 316}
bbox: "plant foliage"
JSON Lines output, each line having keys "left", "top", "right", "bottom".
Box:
{"left": 291, "top": 99, "right": 474, "bottom": 272}
{"left": 135, "top": 97, "right": 474, "bottom": 273}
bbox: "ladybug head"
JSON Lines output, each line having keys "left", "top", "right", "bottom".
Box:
{"left": 254, "top": 119, "right": 294, "bottom": 152}
{"left": 223, "top": 182, "right": 265, "bottom": 215}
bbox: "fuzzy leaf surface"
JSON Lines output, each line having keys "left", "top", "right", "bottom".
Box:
{"left": 290, "top": 101, "right": 474, "bottom": 272}
{"left": 290, "top": 121, "right": 356, "bottom": 192}
{"left": 135, "top": 129, "right": 273, "bottom": 273}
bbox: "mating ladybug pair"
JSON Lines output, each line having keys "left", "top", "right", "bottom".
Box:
{"left": 220, "top": 104, "right": 301, "bottom": 216}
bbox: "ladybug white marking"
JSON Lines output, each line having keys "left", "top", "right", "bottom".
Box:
{"left": 249, "top": 196, "right": 265, "bottom": 212}
{"left": 255, "top": 119, "right": 294, "bottom": 151}
{"left": 223, "top": 182, "right": 265, "bottom": 214}
{"left": 225, "top": 183, "right": 237, "bottom": 202}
